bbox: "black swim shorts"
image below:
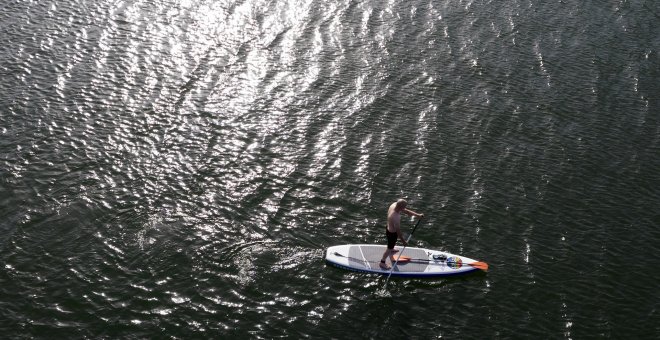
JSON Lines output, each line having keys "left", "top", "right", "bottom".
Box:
{"left": 386, "top": 229, "right": 397, "bottom": 249}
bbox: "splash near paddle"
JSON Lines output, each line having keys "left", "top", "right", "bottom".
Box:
{"left": 326, "top": 244, "right": 488, "bottom": 278}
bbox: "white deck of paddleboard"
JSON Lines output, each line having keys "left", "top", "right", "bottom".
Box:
{"left": 325, "top": 244, "right": 479, "bottom": 277}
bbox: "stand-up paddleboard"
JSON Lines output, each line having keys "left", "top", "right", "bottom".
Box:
{"left": 325, "top": 244, "right": 488, "bottom": 278}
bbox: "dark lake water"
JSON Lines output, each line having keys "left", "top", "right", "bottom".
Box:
{"left": 1, "top": 0, "right": 659, "bottom": 338}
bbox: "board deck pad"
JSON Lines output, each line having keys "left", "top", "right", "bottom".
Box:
{"left": 348, "top": 245, "right": 427, "bottom": 272}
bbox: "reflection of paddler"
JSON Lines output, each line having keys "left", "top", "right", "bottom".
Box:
{"left": 379, "top": 199, "right": 424, "bottom": 270}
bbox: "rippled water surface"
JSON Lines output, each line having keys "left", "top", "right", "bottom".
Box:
{"left": 1, "top": 0, "right": 659, "bottom": 338}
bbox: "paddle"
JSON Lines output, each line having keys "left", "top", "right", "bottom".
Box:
{"left": 384, "top": 217, "right": 424, "bottom": 289}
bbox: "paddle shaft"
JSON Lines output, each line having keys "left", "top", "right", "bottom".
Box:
{"left": 384, "top": 218, "right": 423, "bottom": 288}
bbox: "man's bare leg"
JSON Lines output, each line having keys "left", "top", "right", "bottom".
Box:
{"left": 380, "top": 249, "right": 392, "bottom": 269}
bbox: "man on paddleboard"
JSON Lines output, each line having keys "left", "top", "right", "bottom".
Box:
{"left": 380, "top": 199, "right": 424, "bottom": 270}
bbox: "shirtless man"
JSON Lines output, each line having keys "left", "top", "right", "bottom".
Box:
{"left": 379, "top": 199, "right": 424, "bottom": 270}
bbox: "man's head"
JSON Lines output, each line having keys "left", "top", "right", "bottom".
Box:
{"left": 395, "top": 199, "right": 407, "bottom": 211}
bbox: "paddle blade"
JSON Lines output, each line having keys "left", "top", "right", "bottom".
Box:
{"left": 469, "top": 261, "right": 489, "bottom": 271}
{"left": 397, "top": 256, "right": 411, "bottom": 263}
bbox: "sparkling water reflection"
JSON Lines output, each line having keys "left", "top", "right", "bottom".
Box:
{"left": 1, "top": 0, "right": 659, "bottom": 338}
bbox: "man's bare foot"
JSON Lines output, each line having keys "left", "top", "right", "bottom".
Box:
{"left": 379, "top": 261, "right": 391, "bottom": 270}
